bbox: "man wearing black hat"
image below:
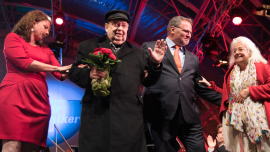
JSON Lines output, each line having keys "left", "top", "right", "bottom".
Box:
{"left": 68, "top": 10, "right": 167, "bottom": 152}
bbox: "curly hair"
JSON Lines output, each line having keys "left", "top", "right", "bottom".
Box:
{"left": 12, "top": 10, "right": 51, "bottom": 43}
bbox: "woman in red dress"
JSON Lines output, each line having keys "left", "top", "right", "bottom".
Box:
{"left": 0, "top": 10, "right": 71, "bottom": 151}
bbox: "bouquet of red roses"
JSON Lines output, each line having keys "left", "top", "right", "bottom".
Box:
{"left": 83, "top": 47, "right": 121, "bottom": 97}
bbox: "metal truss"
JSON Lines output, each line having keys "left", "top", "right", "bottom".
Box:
{"left": 191, "top": 0, "right": 243, "bottom": 61}
{"left": 127, "top": 0, "right": 242, "bottom": 62}
{"left": 128, "top": 0, "right": 198, "bottom": 45}
{"left": 1, "top": 1, "right": 105, "bottom": 61}
{"left": 241, "top": 0, "right": 270, "bottom": 55}
{"left": 1, "top": 0, "right": 269, "bottom": 61}
{"left": 0, "top": 0, "right": 11, "bottom": 33}
{"left": 189, "top": 0, "right": 270, "bottom": 61}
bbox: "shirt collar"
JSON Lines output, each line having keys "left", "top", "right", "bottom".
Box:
{"left": 166, "top": 37, "right": 184, "bottom": 53}
{"left": 166, "top": 37, "right": 175, "bottom": 49}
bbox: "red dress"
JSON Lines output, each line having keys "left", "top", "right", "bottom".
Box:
{"left": 0, "top": 33, "right": 62, "bottom": 148}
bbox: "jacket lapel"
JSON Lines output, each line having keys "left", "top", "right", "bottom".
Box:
{"left": 98, "top": 35, "right": 111, "bottom": 49}
{"left": 115, "top": 42, "right": 132, "bottom": 59}
{"left": 181, "top": 47, "right": 190, "bottom": 74}
{"left": 165, "top": 44, "right": 179, "bottom": 74}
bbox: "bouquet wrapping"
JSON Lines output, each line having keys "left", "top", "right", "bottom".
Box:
{"left": 83, "top": 47, "right": 121, "bottom": 97}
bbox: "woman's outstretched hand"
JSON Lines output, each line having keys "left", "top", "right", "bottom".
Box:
{"left": 198, "top": 76, "right": 211, "bottom": 87}
{"left": 57, "top": 64, "right": 72, "bottom": 74}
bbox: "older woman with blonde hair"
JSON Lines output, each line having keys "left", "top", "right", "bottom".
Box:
{"left": 200, "top": 36, "right": 270, "bottom": 152}
{"left": 0, "top": 10, "right": 70, "bottom": 151}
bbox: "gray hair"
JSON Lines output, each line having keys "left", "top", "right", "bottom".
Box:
{"left": 167, "top": 16, "right": 193, "bottom": 34}
{"left": 228, "top": 36, "right": 267, "bottom": 67}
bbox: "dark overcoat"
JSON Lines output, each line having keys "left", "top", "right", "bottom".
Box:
{"left": 69, "top": 36, "right": 162, "bottom": 152}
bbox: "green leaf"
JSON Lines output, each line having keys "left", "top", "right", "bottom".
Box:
{"left": 88, "top": 54, "right": 103, "bottom": 65}
{"left": 104, "top": 58, "right": 110, "bottom": 64}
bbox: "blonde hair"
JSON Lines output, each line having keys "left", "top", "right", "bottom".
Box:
{"left": 228, "top": 36, "right": 267, "bottom": 67}
{"left": 12, "top": 10, "right": 51, "bottom": 43}
{"left": 167, "top": 16, "right": 193, "bottom": 35}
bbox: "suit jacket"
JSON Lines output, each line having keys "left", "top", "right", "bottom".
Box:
{"left": 142, "top": 41, "right": 222, "bottom": 124}
{"left": 68, "top": 36, "right": 162, "bottom": 152}
{"left": 209, "top": 62, "right": 270, "bottom": 124}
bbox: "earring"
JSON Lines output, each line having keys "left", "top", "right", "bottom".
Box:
{"left": 31, "top": 28, "right": 34, "bottom": 32}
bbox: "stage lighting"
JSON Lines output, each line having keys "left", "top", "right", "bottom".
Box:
{"left": 201, "top": 34, "right": 219, "bottom": 58}
{"left": 54, "top": 12, "right": 65, "bottom": 26}
{"left": 230, "top": 7, "right": 243, "bottom": 25}
{"left": 232, "top": 17, "right": 242, "bottom": 25}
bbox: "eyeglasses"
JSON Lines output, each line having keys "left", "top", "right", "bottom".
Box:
{"left": 111, "top": 22, "right": 129, "bottom": 29}
{"left": 174, "top": 26, "right": 192, "bottom": 35}
{"left": 233, "top": 47, "right": 248, "bottom": 53}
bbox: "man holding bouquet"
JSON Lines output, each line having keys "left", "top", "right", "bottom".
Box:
{"left": 69, "top": 10, "right": 167, "bottom": 152}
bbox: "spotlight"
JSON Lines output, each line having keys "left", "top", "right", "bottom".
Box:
{"left": 201, "top": 34, "right": 219, "bottom": 58}
{"left": 232, "top": 17, "right": 242, "bottom": 25}
{"left": 253, "top": 0, "right": 270, "bottom": 17}
{"left": 54, "top": 12, "right": 65, "bottom": 26}
{"left": 56, "top": 18, "right": 64, "bottom": 25}
{"left": 230, "top": 7, "right": 243, "bottom": 25}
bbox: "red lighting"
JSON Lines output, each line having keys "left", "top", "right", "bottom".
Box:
{"left": 54, "top": 12, "right": 65, "bottom": 27}
{"left": 55, "top": 17, "right": 64, "bottom": 25}
{"left": 232, "top": 16, "right": 242, "bottom": 25}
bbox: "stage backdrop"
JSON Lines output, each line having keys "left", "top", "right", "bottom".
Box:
{"left": 46, "top": 57, "right": 85, "bottom": 151}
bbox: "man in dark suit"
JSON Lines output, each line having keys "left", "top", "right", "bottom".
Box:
{"left": 142, "top": 16, "right": 222, "bottom": 152}
{"left": 68, "top": 10, "right": 167, "bottom": 152}
{"left": 207, "top": 124, "right": 228, "bottom": 152}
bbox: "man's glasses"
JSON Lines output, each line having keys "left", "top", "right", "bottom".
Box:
{"left": 174, "top": 26, "right": 192, "bottom": 35}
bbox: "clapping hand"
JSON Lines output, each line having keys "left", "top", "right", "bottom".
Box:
{"left": 236, "top": 88, "right": 250, "bottom": 104}
{"left": 216, "top": 133, "right": 224, "bottom": 147}
{"left": 207, "top": 135, "right": 216, "bottom": 149}
{"left": 148, "top": 39, "right": 167, "bottom": 65}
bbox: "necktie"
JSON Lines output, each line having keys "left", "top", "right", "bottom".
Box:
{"left": 174, "top": 45, "right": 182, "bottom": 73}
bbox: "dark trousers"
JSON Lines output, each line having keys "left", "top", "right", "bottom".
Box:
{"left": 149, "top": 104, "right": 205, "bottom": 152}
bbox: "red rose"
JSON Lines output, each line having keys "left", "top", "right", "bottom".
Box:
{"left": 93, "top": 51, "right": 103, "bottom": 55}
{"left": 109, "top": 53, "right": 117, "bottom": 60}
{"left": 93, "top": 48, "right": 113, "bottom": 55}
{"left": 101, "top": 48, "right": 113, "bottom": 54}
{"left": 94, "top": 47, "right": 101, "bottom": 52}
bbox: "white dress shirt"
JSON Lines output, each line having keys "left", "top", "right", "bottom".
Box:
{"left": 165, "top": 37, "right": 185, "bottom": 69}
